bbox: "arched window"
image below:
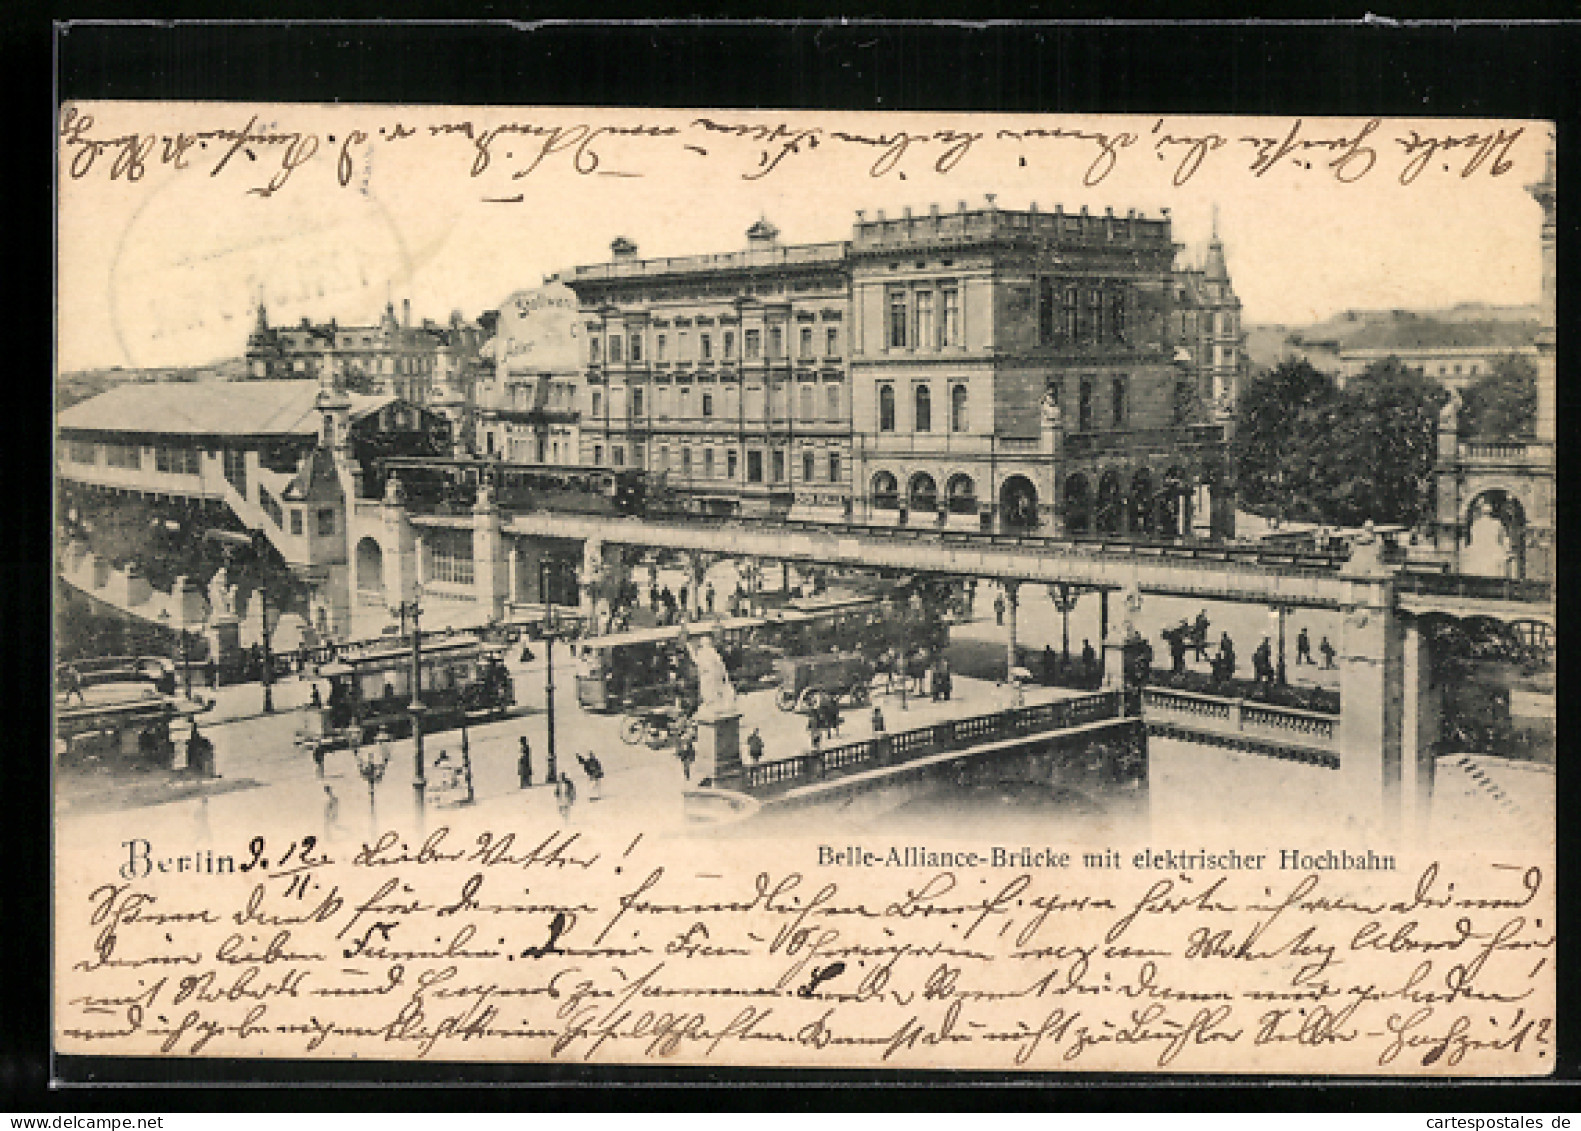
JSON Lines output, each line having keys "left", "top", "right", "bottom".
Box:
{"left": 871, "top": 471, "right": 899, "bottom": 509}
{"left": 950, "top": 384, "right": 969, "bottom": 432}
{"left": 878, "top": 384, "right": 896, "bottom": 432}
{"left": 946, "top": 474, "right": 977, "bottom": 514}
{"left": 1078, "top": 380, "right": 1094, "bottom": 431}
{"left": 1111, "top": 377, "right": 1127, "bottom": 428}
{"left": 909, "top": 472, "right": 938, "bottom": 511}
{"left": 914, "top": 385, "right": 932, "bottom": 433}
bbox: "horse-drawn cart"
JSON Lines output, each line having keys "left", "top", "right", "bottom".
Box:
{"left": 773, "top": 652, "right": 873, "bottom": 713}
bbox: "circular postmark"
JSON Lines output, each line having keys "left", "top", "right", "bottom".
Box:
{"left": 107, "top": 137, "right": 413, "bottom": 369}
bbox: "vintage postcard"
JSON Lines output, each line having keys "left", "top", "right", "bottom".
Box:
{"left": 54, "top": 103, "right": 1555, "bottom": 1074}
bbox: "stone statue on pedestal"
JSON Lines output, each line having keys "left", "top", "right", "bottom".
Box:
{"left": 1040, "top": 387, "right": 1063, "bottom": 430}
{"left": 686, "top": 630, "right": 737, "bottom": 715}
{"left": 207, "top": 568, "right": 236, "bottom": 621}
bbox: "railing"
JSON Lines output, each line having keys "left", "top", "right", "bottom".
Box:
{"left": 1142, "top": 685, "right": 1338, "bottom": 758}
{"left": 570, "top": 241, "right": 849, "bottom": 280}
{"left": 1064, "top": 424, "right": 1225, "bottom": 457}
{"left": 1460, "top": 440, "right": 1552, "bottom": 463}
{"left": 1395, "top": 572, "right": 1552, "bottom": 604}
{"left": 736, "top": 689, "right": 1126, "bottom": 793}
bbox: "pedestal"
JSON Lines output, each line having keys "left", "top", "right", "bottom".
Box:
{"left": 205, "top": 616, "right": 240, "bottom": 675}
{"left": 693, "top": 710, "right": 742, "bottom": 786}
{"left": 1101, "top": 640, "right": 1129, "bottom": 690}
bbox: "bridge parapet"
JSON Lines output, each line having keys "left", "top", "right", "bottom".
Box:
{"left": 734, "top": 690, "right": 1128, "bottom": 795}
{"left": 1142, "top": 685, "right": 1339, "bottom": 767}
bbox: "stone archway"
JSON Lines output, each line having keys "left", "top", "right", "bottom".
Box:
{"left": 999, "top": 474, "right": 1039, "bottom": 532}
{"left": 1128, "top": 468, "right": 1154, "bottom": 537}
{"left": 355, "top": 536, "right": 385, "bottom": 594}
{"left": 1096, "top": 469, "right": 1123, "bottom": 535}
{"left": 909, "top": 472, "right": 939, "bottom": 512}
{"left": 1063, "top": 472, "right": 1092, "bottom": 535}
{"left": 1159, "top": 466, "right": 1191, "bottom": 538}
{"left": 1464, "top": 489, "right": 1528, "bottom": 578}
{"left": 871, "top": 471, "right": 900, "bottom": 511}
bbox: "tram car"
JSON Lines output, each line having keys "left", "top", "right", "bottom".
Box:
{"left": 296, "top": 635, "right": 514, "bottom": 750}
{"left": 376, "top": 456, "right": 676, "bottom": 518}
{"left": 56, "top": 673, "right": 208, "bottom": 770}
{"left": 773, "top": 651, "right": 874, "bottom": 713}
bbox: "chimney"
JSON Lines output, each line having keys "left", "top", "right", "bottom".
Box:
{"left": 611, "top": 236, "right": 639, "bottom": 261}
{"left": 903, "top": 206, "right": 912, "bottom": 220}
{"left": 929, "top": 203, "right": 940, "bottom": 216}
{"left": 1029, "top": 201, "right": 1038, "bottom": 213}
{"left": 403, "top": 298, "right": 411, "bottom": 328}
{"left": 957, "top": 200, "right": 968, "bottom": 213}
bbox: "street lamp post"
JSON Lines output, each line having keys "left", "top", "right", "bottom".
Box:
{"left": 390, "top": 594, "right": 426, "bottom": 825}
{"left": 259, "top": 583, "right": 275, "bottom": 714}
{"left": 539, "top": 560, "right": 560, "bottom": 784}
{"left": 354, "top": 729, "right": 391, "bottom": 835}
{"left": 1048, "top": 582, "right": 1081, "bottom": 665}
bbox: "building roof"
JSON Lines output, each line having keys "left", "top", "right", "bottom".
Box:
{"left": 1339, "top": 318, "right": 1538, "bottom": 354}
{"left": 57, "top": 379, "right": 400, "bottom": 439}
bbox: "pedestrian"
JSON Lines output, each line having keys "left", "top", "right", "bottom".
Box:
{"left": 187, "top": 722, "right": 214, "bottom": 777}
{"left": 322, "top": 785, "right": 340, "bottom": 839}
{"left": 577, "top": 752, "right": 605, "bottom": 799}
{"left": 994, "top": 591, "right": 1006, "bottom": 626}
{"left": 1296, "top": 627, "right": 1313, "bottom": 666}
{"left": 747, "top": 727, "right": 764, "bottom": 763}
{"left": 649, "top": 583, "right": 660, "bottom": 610}
{"left": 677, "top": 738, "right": 695, "bottom": 781}
{"left": 1080, "top": 639, "right": 1097, "bottom": 682}
{"left": 1216, "top": 633, "right": 1236, "bottom": 682}
{"left": 545, "top": 743, "right": 558, "bottom": 787}
{"left": 1253, "top": 637, "right": 1273, "bottom": 685}
{"left": 705, "top": 584, "right": 715, "bottom": 614}
{"left": 871, "top": 704, "right": 886, "bottom": 734}
{"left": 1042, "top": 645, "right": 1056, "bottom": 686}
{"left": 937, "top": 660, "right": 952, "bottom": 702}
{"left": 823, "top": 696, "right": 842, "bottom": 738}
{"left": 311, "top": 742, "right": 326, "bottom": 779}
{"left": 1169, "top": 630, "right": 1187, "bottom": 675}
{"left": 1008, "top": 676, "right": 1025, "bottom": 709}
{"left": 1193, "top": 610, "right": 1211, "bottom": 660}
{"left": 554, "top": 772, "right": 576, "bottom": 822}
{"left": 1319, "top": 636, "right": 1337, "bottom": 670}
{"left": 309, "top": 684, "right": 323, "bottom": 709}
{"left": 679, "top": 584, "right": 689, "bottom": 613}
{"left": 517, "top": 735, "right": 533, "bottom": 788}
{"left": 63, "top": 663, "right": 86, "bottom": 704}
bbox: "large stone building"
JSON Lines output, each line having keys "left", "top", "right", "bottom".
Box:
{"left": 564, "top": 223, "right": 853, "bottom": 519}
{"left": 244, "top": 297, "right": 491, "bottom": 440}
{"left": 561, "top": 200, "right": 1243, "bottom": 536}
{"left": 474, "top": 282, "right": 586, "bottom": 465}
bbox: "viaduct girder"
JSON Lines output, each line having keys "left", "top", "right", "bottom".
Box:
{"left": 489, "top": 511, "right": 1354, "bottom": 610}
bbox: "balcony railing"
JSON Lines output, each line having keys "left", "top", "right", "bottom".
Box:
{"left": 1394, "top": 572, "right": 1552, "bottom": 604}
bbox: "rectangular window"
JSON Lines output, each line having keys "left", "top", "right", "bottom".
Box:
{"left": 802, "top": 449, "right": 815, "bottom": 482}
{"left": 658, "top": 446, "right": 670, "bottom": 471}
{"left": 613, "top": 445, "right": 626, "bottom": 467}
{"left": 826, "top": 384, "right": 840, "bottom": 420}
{"left": 727, "top": 449, "right": 739, "bottom": 479}
{"left": 656, "top": 387, "right": 671, "bottom": 419}
{"left": 700, "top": 332, "right": 712, "bottom": 360}
{"left": 1063, "top": 288, "right": 1078, "bottom": 339}
{"left": 105, "top": 443, "right": 142, "bottom": 470}
{"left": 1112, "top": 292, "right": 1127, "bottom": 340}
{"left": 290, "top": 509, "right": 304, "bottom": 535}
{"left": 593, "top": 443, "right": 605, "bottom": 465}
{"left": 889, "top": 290, "right": 908, "bottom": 348}
{"left": 426, "top": 529, "right": 475, "bottom": 586}
{"left": 591, "top": 390, "right": 603, "bottom": 416}
{"left": 678, "top": 331, "right": 690, "bottom": 360}
{"left": 942, "top": 287, "right": 960, "bottom": 346}
{"left": 703, "top": 448, "right": 715, "bottom": 478}
{"left": 681, "top": 448, "right": 692, "bottom": 476}
{"left": 631, "top": 387, "right": 644, "bottom": 416}
{"left": 723, "top": 330, "right": 735, "bottom": 358}
{"left": 154, "top": 446, "right": 200, "bottom": 475}
{"left": 702, "top": 392, "right": 714, "bottom": 417}
{"left": 631, "top": 443, "right": 644, "bottom": 467}
{"left": 1038, "top": 277, "right": 1056, "bottom": 345}
{"left": 609, "top": 335, "right": 623, "bottom": 362}
{"left": 316, "top": 508, "right": 336, "bottom": 537}
{"left": 828, "top": 452, "right": 841, "bottom": 483}
{"left": 679, "top": 387, "right": 692, "bottom": 417}
{"left": 826, "top": 326, "right": 840, "bottom": 356}
{"left": 799, "top": 385, "right": 814, "bottom": 421}
{"left": 916, "top": 290, "right": 935, "bottom": 349}
{"left": 799, "top": 326, "right": 814, "bottom": 358}
{"left": 629, "top": 333, "right": 642, "bottom": 362}
{"left": 1111, "top": 377, "right": 1126, "bottom": 427}
{"left": 771, "top": 449, "right": 786, "bottom": 482}
{"left": 656, "top": 333, "right": 667, "bottom": 361}
{"left": 747, "top": 449, "right": 763, "bottom": 483}
{"left": 745, "top": 329, "right": 761, "bottom": 359}
{"left": 1090, "top": 291, "right": 1105, "bottom": 343}
{"left": 769, "top": 326, "right": 783, "bottom": 358}
{"left": 67, "top": 439, "right": 97, "bottom": 463}
{"left": 590, "top": 337, "right": 602, "bottom": 364}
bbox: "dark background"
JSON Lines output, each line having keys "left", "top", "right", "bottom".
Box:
{"left": 17, "top": 13, "right": 1581, "bottom": 1110}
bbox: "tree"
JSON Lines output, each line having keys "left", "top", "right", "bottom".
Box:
{"left": 1460, "top": 353, "right": 1538, "bottom": 440}
{"left": 1317, "top": 359, "right": 1448, "bottom": 528}
{"left": 1233, "top": 357, "right": 1446, "bottom": 528}
{"left": 1232, "top": 360, "right": 1340, "bottom": 521}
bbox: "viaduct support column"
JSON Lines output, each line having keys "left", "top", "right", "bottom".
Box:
{"left": 472, "top": 482, "right": 509, "bottom": 624}
{"left": 1336, "top": 537, "right": 1404, "bottom": 838}
{"left": 1003, "top": 580, "right": 1020, "bottom": 681}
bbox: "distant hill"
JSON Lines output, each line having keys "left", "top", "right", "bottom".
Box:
{"left": 56, "top": 358, "right": 248, "bottom": 412}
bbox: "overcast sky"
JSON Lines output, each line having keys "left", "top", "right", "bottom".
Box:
{"left": 57, "top": 104, "right": 1550, "bottom": 372}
